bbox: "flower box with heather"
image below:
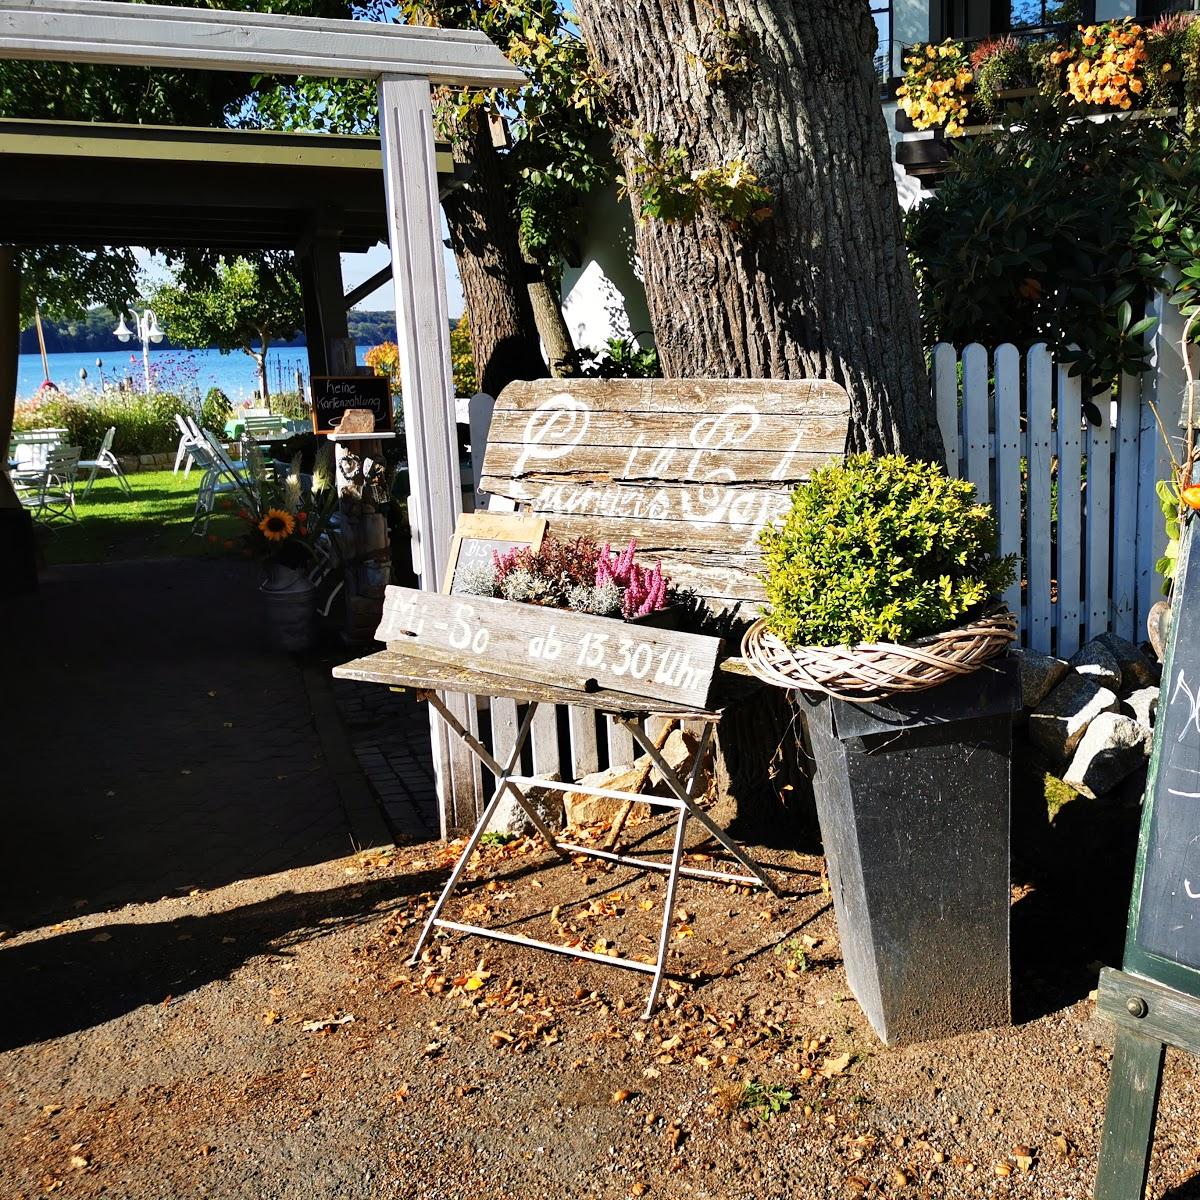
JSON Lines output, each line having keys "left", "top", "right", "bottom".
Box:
{"left": 375, "top": 533, "right": 726, "bottom": 709}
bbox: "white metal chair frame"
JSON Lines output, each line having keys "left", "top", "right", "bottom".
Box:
{"left": 9, "top": 427, "right": 68, "bottom": 472}
{"left": 407, "top": 697, "right": 782, "bottom": 1020}
{"left": 79, "top": 425, "right": 131, "bottom": 497}
{"left": 187, "top": 439, "right": 254, "bottom": 536}
{"left": 14, "top": 444, "right": 81, "bottom": 522}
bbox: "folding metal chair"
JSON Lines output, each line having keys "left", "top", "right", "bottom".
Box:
{"left": 79, "top": 426, "right": 131, "bottom": 497}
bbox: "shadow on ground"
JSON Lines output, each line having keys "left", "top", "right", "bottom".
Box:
{"left": 0, "top": 866, "right": 446, "bottom": 1051}
{"left": 0, "top": 558, "right": 380, "bottom": 934}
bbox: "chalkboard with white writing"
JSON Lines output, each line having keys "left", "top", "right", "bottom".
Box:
{"left": 441, "top": 512, "right": 546, "bottom": 594}
{"left": 310, "top": 375, "right": 393, "bottom": 435}
{"left": 1126, "top": 516, "right": 1200, "bottom": 997}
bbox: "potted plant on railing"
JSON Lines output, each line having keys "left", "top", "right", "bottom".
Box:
{"left": 741, "top": 454, "right": 1021, "bottom": 1045}
{"left": 238, "top": 443, "right": 339, "bottom": 651}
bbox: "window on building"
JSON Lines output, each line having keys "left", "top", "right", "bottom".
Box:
{"left": 1008, "top": 1, "right": 1087, "bottom": 29}
{"left": 871, "top": 0, "right": 892, "bottom": 81}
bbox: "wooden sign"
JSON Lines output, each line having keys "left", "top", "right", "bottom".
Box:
{"left": 479, "top": 378, "right": 850, "bottom": 607}
{"left": 1095, "top": 516, "right": 1200, "bottom": 1199}
{"left": 441, "top": 512, "right": 546, "bottom": 594}
{"left": 375, "top": 585, "right": 722, "bottom": 709}
{"left": 310, "top": 375, "right": 393, "bottom": 435}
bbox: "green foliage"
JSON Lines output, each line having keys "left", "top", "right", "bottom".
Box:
{"left": 12, "top": 390, "right": 194, "bottom": 456}
{"left": 450, "top": 316, "right": 478, "bottom": 395}
{"left": 1156, "top": 477, "right": 1183, "bottom": 591}
{"left": 269, "top": 391, "right": 310, "bottom": 421}
{"left": 773, "top": 938, "right": 810, "bottom": 972}
{"left": 759, "top": 455, "right": 1015, "bottom": 647}
{"left": 739, "top": 1080, "right": 793, "bottom": 1121}
{"left": 479, "top": 831, "right": 518, "bottom": 847}
{"left": 151, "top": 254, "right": 303, "bottom": 396}
{"left": 971, "top": 37, "right": 1028, "bottom": 122}
{"left": 201, "top": 387, "right": 234, "bottom": 431}
{"left": 625, "top": 135, "right": 773, "bottom": 229}
{"left": 905, "top": 101, "right": 1200, "bottom": 394}
{"left": 247, "top": 0, "right": 612, "bottom": 271}
{"left": 564, "top": 337, "right": 660, "bottom": 379}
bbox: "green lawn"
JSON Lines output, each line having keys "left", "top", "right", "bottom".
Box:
{"left": 38, "top": 469, "right": 243, "bottom": 565}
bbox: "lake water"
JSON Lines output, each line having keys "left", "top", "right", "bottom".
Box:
{"left": 17, "top": 346, "right": 368, "bottom": 402}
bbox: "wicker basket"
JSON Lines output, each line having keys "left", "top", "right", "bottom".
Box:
{"left": 740, "top": 608, "right": 1017, "bottom": 703}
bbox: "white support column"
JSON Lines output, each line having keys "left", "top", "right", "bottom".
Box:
{"left": 378, "top": 72, "right": 480, "bottom": 835}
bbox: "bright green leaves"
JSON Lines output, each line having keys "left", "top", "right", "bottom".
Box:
{"left": 758, "top": 454, "right": 1016, "bottom": 648}
{"left": 1156, "top": 477, "right": 1183, "bottom": 593}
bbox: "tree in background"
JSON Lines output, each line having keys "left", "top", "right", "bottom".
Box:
{"left": 250, "top": 0, "right": 612, "bottom": 394}
{"left": 151, "top": 255, "right": 303, "bottom": 401}
{"left": 574, "top": 1, "right": 941, "bottom": 458}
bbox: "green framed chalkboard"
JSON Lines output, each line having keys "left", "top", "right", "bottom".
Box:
{"left": 1123, "top": 514, "right": 1200, "bottom": 1000}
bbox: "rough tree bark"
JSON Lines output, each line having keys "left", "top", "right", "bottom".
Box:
{"left": 524, "top": 256, "right": 575, "bottom": 376}
{"left": 441, "top": 110, "right": 549, "bottom": 396}
{"left": 575, "top": 0, "right": 941, "bottom": 459}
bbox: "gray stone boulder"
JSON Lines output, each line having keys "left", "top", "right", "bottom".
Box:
{"left": 1095, "top": 632, "right": 1160, "bottom": 692}
{"left": 1012, "top": 647, "right": 1070, "bottom": 709}
{"left": 486, "top": 776, "right": 564, "bottom": 836}
{"left": 1062, "top": 713, "right": 1153, "bottom": 800}
{"left": 1029, "top": 675, "right": 1120, "bottom": 763}
{"left": 1067, "top": 639, "right": 1122, "bottom": 691}
{"left": 1122, "top": 686, "right": 1159, "bottom": 730}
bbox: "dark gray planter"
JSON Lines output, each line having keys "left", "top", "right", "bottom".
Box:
{"left": 799, "top": 656, "right": 1020, "bottom": 1045}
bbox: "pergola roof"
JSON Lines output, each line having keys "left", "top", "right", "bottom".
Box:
{"left": 0, "top": 0, "right": 528, "bottom": 85}
{"left": 0, "top": 119, "right": 456, "bottom": 251}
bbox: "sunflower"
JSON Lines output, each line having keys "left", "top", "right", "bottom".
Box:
{"left": 258, "top": 508, "right": 295, "bottom": 541}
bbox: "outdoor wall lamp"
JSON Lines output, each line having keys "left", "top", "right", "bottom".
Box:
{"left": 114, "top": 305, "right": 164, "bottom": 394}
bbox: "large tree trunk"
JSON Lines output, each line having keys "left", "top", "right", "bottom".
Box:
{"left": 575, "top": 0, "right": 941, "bottom": 459}
{"left": 442, "top": 110, "right": 548, "bottom": 397}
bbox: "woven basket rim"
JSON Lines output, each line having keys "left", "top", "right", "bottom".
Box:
{"left": 741, "top": 607, "right": 1017, "bottom": 702}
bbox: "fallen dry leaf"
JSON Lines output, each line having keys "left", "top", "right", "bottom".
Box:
{"left": 68, "top": 1156, "right": 89, "bottom": 1170}
{"left": 820, "top": 1052, "right": 853, "bottom": 1078}
{"left": 611, "top": 1089, "right": 634, "bottom": 1104}
{"left": 89, "top": 932, "right": 112, "bottom": 943}
{"left": 631, "top": 1184, "right": 649, "bottom": 1197}
{"left": 262, "top": 1010, "right": 281, "bottom": 1026}
{"left": 300, "top": 1014, "right": 354, "bottom": 1033}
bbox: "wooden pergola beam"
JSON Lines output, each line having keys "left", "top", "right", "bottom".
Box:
{"left": 0, "top": 0, "right": 527, "bottom": 86}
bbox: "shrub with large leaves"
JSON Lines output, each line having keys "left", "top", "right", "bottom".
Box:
{"left": 758, "top": 455, "right": 1015, "bottom": 648}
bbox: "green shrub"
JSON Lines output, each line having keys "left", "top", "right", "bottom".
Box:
{"left": 758, "top": 454, "right": 1015, "bottom": 647}
{"left": 269, "top": 390, "right": 310, "bottom": 420}
{"left": 12, "top": 389, "right": 193, "bottom": 455}
{"left": 201, "top": 387, "right": 233, "bottom": 430}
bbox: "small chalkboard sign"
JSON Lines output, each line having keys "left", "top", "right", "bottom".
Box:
{"left": 310, "top": 375, "right": 393, "bottom": 435}
{"left": 442, "top": 512, "right": 546, "bottom": 594}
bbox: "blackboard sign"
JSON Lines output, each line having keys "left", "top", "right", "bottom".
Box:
{"left": 1125, "top": 515, "right": 1200, "bottom": 998}
{"left": 441, "top": 512, "right": 545, "bottom": 594}
{"left": 310, "top": 375, "right": 393, "bottom": 435}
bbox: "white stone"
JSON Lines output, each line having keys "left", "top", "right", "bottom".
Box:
{"left": 486, "top": 776, "right": 564, "bottom": 837}
{"left": 1067, "top": 639, "right": 1122, "bottom": 691}
{"left": 1062, "top": 713, "right": 1153, "bottom": 800}
{"left": 1122, "top": 686, "right": 1159, "bottom": 730}
{"left": 1028, "top": 675, "right": 1120, "bottom": 763}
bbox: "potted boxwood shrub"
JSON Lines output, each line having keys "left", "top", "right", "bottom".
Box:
{"left": 742, "top": 454, "right": 1021, "bottom": 1046}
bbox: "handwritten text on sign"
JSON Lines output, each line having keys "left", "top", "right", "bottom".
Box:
{"left": 375, "top": 586, "right": 721, "bottom": 709}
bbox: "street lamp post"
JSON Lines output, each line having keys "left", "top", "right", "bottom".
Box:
{"left": 114, "top": 306, "right": 164, "bottom": 394}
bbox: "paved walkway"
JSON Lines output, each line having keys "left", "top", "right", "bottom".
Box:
{"left": 1, "top": 557, "right": 435, "bottom": 935}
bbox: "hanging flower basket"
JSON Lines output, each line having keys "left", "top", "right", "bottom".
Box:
{"left": 740, "top": 607, "right": 1017, "bottom": 703}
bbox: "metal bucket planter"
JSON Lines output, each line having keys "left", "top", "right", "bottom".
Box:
{"left": 744, "top": 617, "right": 1020, "bottom": 1045}
{"left": 261, "top": 563, "right": 317, "bottom": 652}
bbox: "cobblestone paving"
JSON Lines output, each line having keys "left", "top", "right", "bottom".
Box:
{"left": 333, "top": 678, "right": 439, "bottom": 840}
{"left": 0, "top": 557, "right": 435, "bottom": 935}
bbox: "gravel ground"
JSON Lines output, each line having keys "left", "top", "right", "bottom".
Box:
{"left": 2, "top": 806, "right": 1199, "bottom": 1200}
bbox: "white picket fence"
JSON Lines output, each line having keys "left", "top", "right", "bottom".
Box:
{"left": 932, "top": 342, "right": 1168, "bottom": 658}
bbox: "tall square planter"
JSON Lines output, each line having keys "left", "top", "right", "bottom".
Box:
{"left": 798, "top": 656, "right": 1020, "bottom": 1045}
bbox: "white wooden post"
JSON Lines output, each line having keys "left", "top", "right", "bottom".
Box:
{"left": 378, "top": 72, "right": 480, "bottom": 834}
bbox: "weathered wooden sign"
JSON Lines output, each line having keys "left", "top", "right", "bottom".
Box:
{"left": 441, "top": 512, "right": 546, "bottom": 594}
{"left": 479, "top": 378, "right": 850, "bottom": 607}
{"left": 375, "top": 584, "right": 722, "bottom": 709}
{"left": 1095, "top": 516, "right": 1200, "bottom": 1200}
{"left": 310, "top": 375, "right": 393, "bottom": 435}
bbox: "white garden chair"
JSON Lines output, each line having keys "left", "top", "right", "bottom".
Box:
{"left": 9, "top": 427, "right": 67, "bottom": 472}
{"left": 186, "top": 440, "right": 248, "bottom": 536}
{"left": 14, "top": 445, "right": 81, "bottom": 522}
{"left": 172, "top": 412, "right": 199, "bottom": 477}
{"left": 79, "top": 426, "right": 131, "bottom": 497}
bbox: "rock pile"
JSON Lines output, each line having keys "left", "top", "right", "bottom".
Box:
{"left": 1018, "top": 634, "right": 1160, "bottom": 801}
